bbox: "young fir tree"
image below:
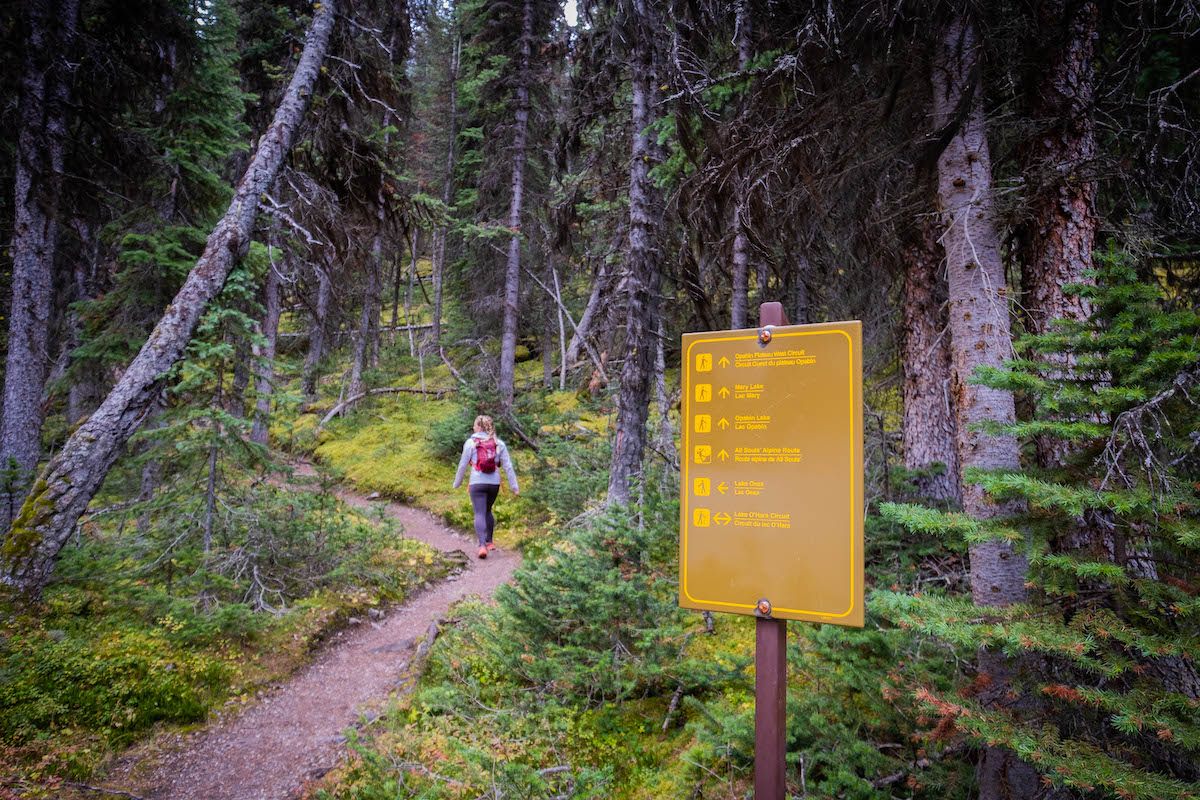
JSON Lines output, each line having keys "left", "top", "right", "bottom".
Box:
{"left": 878, "top": 248, "right": 1200, "bottom": 798}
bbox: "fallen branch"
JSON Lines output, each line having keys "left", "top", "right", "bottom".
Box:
{"left": 316, "top": 386, "right": 454, "bottom": 432}
{"left": 661, "top": 685, "right": 685, "bottom": 733}
{"left": 520, "top": 266, "right": 608, "bottom": 383}
{"left": 279, "top": 323, "right": 433, "bottom": 339}
{"left": 440, "top": 346, "right": 469, "bottom": 387}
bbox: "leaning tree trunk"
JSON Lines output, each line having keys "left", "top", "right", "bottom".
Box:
{"left": 250, "top": 261, "right": 282, "bottom": 446}
{"left": 564, "top": 260, "right": 605, "bottom": 370}
{"left": 901, "top": 211, "right": 960, "bottom": 504}
{"left": 607, "top": 0, "right": 662, "bottom": 506}
{"left": 498, "top": 0, "right": 534, "bottom": 412}
{"left": 933, "top": 17, "right": 1037, "bottom": 800}
{"left": 1020, "top": 0, "right": 1098, "bottom": 469}
{"left": 0, "top": 0, "right": 337, "bottom": 598}
{"left": 1, "top": 0, "right": 79, "bottom": 531}
{"left": 301, "top": 264, "right": 331, "bottom": 399}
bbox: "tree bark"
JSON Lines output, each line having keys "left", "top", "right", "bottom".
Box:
{"left": 250, "top": 262, "right": 282, "bottom": 446}
{"left": 901, "top": 212, "right": 960, "bottom": 504}
{"left": 2, "top": 0, "right": 79, "bottom": 530}
{"left": 301, "top": 265, "right": 331, "bottom": 399}
{"left": 933, "top": 17, "right": 1037, "bottom": 800}
{"left": 0, "top": 0, "right": 337, "bottom": 597}
{"left": 607, "top": 0, "right": 662, "bottom": 506}
{"left": 1020, "top": 0, "right": 1098, "bottom": 469}
{"left": 498, "top": 0, "right": 534, "bottom": 411}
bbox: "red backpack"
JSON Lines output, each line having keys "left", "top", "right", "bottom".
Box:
{"left": 475, "top": 437, "right": 498, "bottom": 473}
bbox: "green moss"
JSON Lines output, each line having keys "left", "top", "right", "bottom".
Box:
{"left": 1, "top": 479, "right": 53, "bottom": 564}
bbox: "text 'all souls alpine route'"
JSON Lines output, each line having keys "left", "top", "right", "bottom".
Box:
{"left": 680, "top": 320, "right": 864, "bottom": 626}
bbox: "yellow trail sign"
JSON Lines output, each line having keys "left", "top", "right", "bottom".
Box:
{"left": 679, "top": 320, "right": 864, "bottom": 627}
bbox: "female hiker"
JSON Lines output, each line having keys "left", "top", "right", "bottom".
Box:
{"left": 452, "top": 414, "right": 519, "bottom": 559}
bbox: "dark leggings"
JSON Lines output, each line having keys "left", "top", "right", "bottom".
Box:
{"left": 469, "top": 484, "right": 499, "bottom": 546}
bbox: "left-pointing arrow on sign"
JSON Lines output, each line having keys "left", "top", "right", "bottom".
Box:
{"left": 717, "top": 482, "right": 728, "bottom": 495}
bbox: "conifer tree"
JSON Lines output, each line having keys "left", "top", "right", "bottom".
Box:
{"left": 881, "top": 250, "right": 1200, "bottom": 797}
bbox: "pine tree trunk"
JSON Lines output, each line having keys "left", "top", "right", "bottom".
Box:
{"left": 433, "top": 34, "right": 460, "bottom": 352}
{"left": 349, "top": 260, "right": 380, "bottom": 400}
{"left": 498, "top": 0, "right": 534, "bottom": 411}
{"left": 250, "top": 263, "right": 282, "bottom": 446}
{"left": 1020, "top": 0, "right": 1098, "bottom": 469}
{"left": 934, "top": 17, "right": 1037, "bottom": 800}
{"left": 902, "top": 212, "right": 960, "bottom": 503}
{"left": 542, "top": 310, "right": 553, "bottom": 389}
{"left": 66, "top": 218, "right": 100, "bottom": 426}
{"left": 301, "top": 265, "right": 331, "bottom": 399}
{"left": 406, "top": 231, "right": 419, "bottom": 357}
{"left": 730, "top": 209, "right": 749, "bottom": 329}
{"left": 607, "top": 0, "right": 662, "bottom": 506}
{"left": 1, "top": 0, "right": 79, "bottom": 530}
{"left": 728, "top": 0, "right": 752, "bottom": 330}
{"left": 792, "top": 251, "right": 809, "bottom": 325}
{"left": 0, "top": 0, "right": 338, "bottom": 598}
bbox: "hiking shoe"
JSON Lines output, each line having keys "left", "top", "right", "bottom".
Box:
{"left": 485, "top": 542, "right": 497, "bottom": 551}
{"left": 477, "top": 546, "right": 488, "bottom": 559}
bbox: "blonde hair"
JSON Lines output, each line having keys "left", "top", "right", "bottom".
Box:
{"left": 474, "top": 415, "right": 495, "bottom": 438}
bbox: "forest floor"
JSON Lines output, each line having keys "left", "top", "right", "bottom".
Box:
{"left": 98, "top": 463, "right": 520, "bottom": 800}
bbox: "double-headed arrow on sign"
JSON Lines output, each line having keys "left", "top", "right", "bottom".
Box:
{"left": 714, "top": 512, "right": 731, "bottom": 525}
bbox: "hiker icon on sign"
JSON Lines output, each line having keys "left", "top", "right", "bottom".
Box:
{"left": 696, "top": 353, "right": 712, "bottom": 372}
{"left": 695, "top": 384, "right": 712, "bottom": 402}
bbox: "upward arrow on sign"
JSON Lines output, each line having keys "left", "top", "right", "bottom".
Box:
{"left": 718, "top": 356, "right": 730, "bottom": 368}
{"left": 718, "top": 386, "right": 730, "bottom": 399}
{"left": 717, "top": 417, "right": 729, "bottom": 430}
{"left": 717, "top": 449, "right": 730, "bottom": 462}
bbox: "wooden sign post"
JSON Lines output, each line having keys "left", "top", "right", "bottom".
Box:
{"left": 679, "top": 302, "right": 864, "bottom": 798}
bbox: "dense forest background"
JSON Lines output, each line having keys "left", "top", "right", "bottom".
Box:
{"left": 1, "top": 0, "right": 1200, "bottom": 798}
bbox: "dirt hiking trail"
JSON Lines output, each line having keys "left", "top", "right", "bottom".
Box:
{"left": 105, "top": 465, "right": 519, "bottom": 800}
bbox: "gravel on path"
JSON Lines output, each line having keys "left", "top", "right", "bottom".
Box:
{"left": 105, "top": 471, "right": 519, "bottom": 800}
